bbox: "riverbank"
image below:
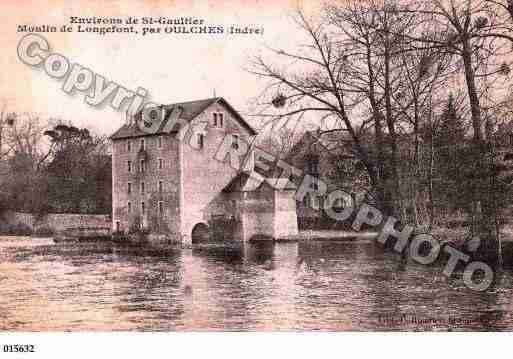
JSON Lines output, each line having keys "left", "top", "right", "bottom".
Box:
{"left": 276, "top": 230, "right": 378, "bottom": 243}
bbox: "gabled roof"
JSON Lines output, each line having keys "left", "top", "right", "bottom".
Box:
{"left": 110, "top": 97, "right": 257, "bottom": 140}
{"left": 223, "top": 172, "right": 296, "bottom": 193}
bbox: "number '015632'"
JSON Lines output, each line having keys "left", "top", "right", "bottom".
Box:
{"left": 3, "top": 345, "right": 35, "bottom": 353}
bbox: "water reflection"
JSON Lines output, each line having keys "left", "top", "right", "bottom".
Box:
{"left": 0, "top": 236, "right": 512, "bottom": 331}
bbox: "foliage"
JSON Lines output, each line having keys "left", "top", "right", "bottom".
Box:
{"left": 44, "top": 123, "right": 111, "bottom": 214}
{"left": 0, "top": 117, "right": 112, "bottom": 216}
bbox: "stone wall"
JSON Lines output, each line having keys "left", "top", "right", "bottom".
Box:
{"left": 273, "top": 189, "right": 299, "bottom": 238}
{"left": 2, "top": 212, "right": 111, "bottom": 232}
{"left": 236, "top": 184, "right": 275, "bottom": 240}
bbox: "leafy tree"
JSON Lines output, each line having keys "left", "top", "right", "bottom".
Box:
{"left": 433, "top": 95, "right": 469, "bottom": 214}
{"left": 44, "top": 124, "right": 111, "bottom": 214}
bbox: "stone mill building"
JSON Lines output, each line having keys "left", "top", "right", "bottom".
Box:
{"left": 110, "top": 97, "right": 298, "bottom": 244}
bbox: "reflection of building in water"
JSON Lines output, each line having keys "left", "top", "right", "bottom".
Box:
{"left": 179, "top": 247, "right": 257, "bottom": 330}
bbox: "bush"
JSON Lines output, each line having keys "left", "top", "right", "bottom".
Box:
{"left": 298, "top": 215, "right": 354, "bottom": 231}
{"left": 33, "top": 226, "right": 55, "bottom": 237}
{"left": 0, "top": 222, "right": 33, "bottom": 236}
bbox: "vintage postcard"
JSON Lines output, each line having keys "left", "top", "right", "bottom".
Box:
{"left": 1, "top": 0, "right": 513, "bottom": 349}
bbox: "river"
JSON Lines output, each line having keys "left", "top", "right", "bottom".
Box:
{"left": 0, "top": 236, "right": 512, "bottom": 331}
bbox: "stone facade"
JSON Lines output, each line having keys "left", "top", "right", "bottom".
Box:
{"left": 112, "top": 131, "right": 181, "bottom": 237}
{"left": 179, "top": 101, "right": 254, "bottom": 243}
{"left": 111, "top": 97, "right": 298, "bottom": 244}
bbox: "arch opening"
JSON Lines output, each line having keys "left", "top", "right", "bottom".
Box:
{"left": 191, "top": 223, "right": 210, "bottom": 244}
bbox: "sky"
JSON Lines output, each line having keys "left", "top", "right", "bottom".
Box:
{"left": 1, "top": 0, "right": 319, "bottom": 137}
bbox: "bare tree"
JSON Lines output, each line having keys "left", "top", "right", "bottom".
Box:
{"left": 343, "top": 0, "right": 513, "bottom": 265}
{"left": 248, "top": 6, "right": 404, "bottom": 213}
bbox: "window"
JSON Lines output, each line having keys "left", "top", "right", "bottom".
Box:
{"left": 115, "top": 221, "right": 120, "bottom": 232}
{"left": 213, "top": 112, "right": 224, "bottom": 128}
{"left": 310, "top": 195, "right": 321, "bottom": 210}
{"left": 158, "top": 180, "right": 163, "bottom": 193}
{"left": 140, "top": 182, "right": 145, "bottom": 194}
{"left": 140, "top": 159, "right": 146, "bottom": 173}
{"left": 158, "top": 136, "right": 163, "bottom": 148}
{"left": 140, "top": 138, "right": 145, "bottom": 150}
{"left": 127, "top": 201, "right": 132, "bottom": 213}
{"left": 312, "top": 176, "right": 319, "bottom": 191}
{"left": 158, "top": 158, "right": 163, "bottom": 170}
{"left": 510, "top": 133, "right": 513, "bottom": 147}
{"left": 307, "top": 159, "right": 319, "bottom": 174}
{"left": 158, "top": 201, "right": 164, "bottom": 215}
{"left": 127, "top": 140, "right": 132, "bottom": 152}
{"left": 197, "top": 133, "right": 204, "bottom": 149}
{"left": 141, "top": 201, "right": 146, "bottom": 214}
{"left": 304, "top": 194, "right": 322, "bottom": 210}
{"left": 127, "top": 182, "right": 132, "bottom": 194}
{"left": 128, "top": 160, "right": 132, "bottom": 173}
{"left": 232, "top": 134, "right": 239, "bottom": 149}
{"left": 316, "top": 196, "right": 324, "bottom": 210}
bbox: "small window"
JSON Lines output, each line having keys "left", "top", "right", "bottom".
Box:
{"left": 197, "top": 133, "right": 204, "bottom": 149}
{"left": 158, "top": 201, "right": 164, "bottom": 215}
{"left": 302, "top": 194, "right": 308, "bottom": 207}
{"left": 140, "top": 138, "right": 145, "bottom": 150}
{"left": 115, "top": 221, "right": 120, "bottom": 232}
{"left": 303, "top": 194, "right": 321, "bottom": 210}
{"left": 127, "top": 140, "right": 132, "bottom": 152}
{"left": 158, "top": 158, "right": 163, "bottom": 170}
{"left": 510, "top": 133, "right": 513, "bottom": 147}
{"left": 311, "top": 195, "right": 320, "bottom": 210}
{"left": 232, "top": 134, "right": 239, "bottom": 149}
{"left": 213, "top": 112, "right": 224, "bottom": 128}
{"left": 127, "top": 201, "right": 132, "bottom": 213}
{"left": 141, "top": 201, "right": 146, "bottom": 214}
{"left": 312, "top": 176, "right": 319, "bottom": 191}
{"left": 140, "top": 182, "right": 145, "bottom": 194}
{"left": 318, "top": 196, "right": 324, "bottom": 209}
{"left": 158, "top": 136, "right": 163, "bottom": 148}
{"left": 127, "top": 182, "right": 132, "bottom": 194}
{"left": 308, "top": 159, "right": 319, "bottom": 174}
{"left": 128, "top": 160, "right": 132, "bottom": 173}
{"left": 140, "top": 159, "right": 146, "bottom": 173}
{"left": 158, "top": 180, "right": 163, "bottom": 193}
